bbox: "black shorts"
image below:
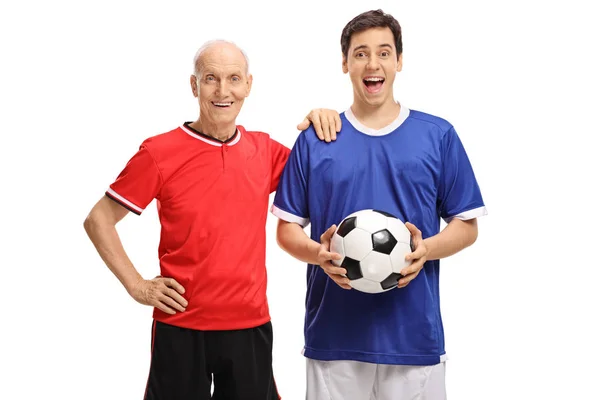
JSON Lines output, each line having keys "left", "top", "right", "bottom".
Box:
{"left": 143, "top": 320, "right": 280, "bottom": 400}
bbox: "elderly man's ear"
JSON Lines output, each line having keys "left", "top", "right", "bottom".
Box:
{"left": 245, "top": 74, "right": 253, "bottom": 97}
{"left": 190, "top": 75, "right": 199, "bottom": 97}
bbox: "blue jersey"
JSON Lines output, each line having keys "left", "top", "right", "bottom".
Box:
{"left": 272, "top": 105, "right": 486, "bottom": 365}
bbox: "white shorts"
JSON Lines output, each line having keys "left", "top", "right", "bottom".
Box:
{"left": 306, "top": 358, "right": 446, "bottom": 400}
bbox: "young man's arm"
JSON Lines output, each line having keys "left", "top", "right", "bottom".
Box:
{"left": 398, "top": 218, "right": 478, "bottom": 288}
{"left": 84, "top": 196, "right": 188, "bottom": 314}
{"left": 424, "top": 218, "right": 478, "bottom": 261}
{"left": 401, "top": 125, "right": 486, "bottom": 288}
{"left": 276, "top": 220, "right": 351, "bottom": 289}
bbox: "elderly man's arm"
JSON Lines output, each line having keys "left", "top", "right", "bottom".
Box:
{"left": 83, "top": 196, "right": 188, "bottom": 315}
{"left": 298, "top": 109, "right": 342, "bottom": 142}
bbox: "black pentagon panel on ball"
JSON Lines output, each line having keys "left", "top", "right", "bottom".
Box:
{"left": 380, "top": 273, "right": 404, "bottom": 290}
{"left": 371, "top": 229, "right": 397, "bottom": 255}
{"left": 373, "top": 209, "right": 398, "bottom": 219}
{"left": 337, "top": 217, "right": 357, "bottom": 238}
{"left": 341, "top": 257, "right": 363, "bottom": 280}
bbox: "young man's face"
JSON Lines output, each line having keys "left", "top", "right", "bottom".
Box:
{"left": 343, "top": 27, "right": 402, "bottom": 108}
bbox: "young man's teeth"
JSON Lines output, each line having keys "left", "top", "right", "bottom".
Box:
{"left": 365, "top": 77, "right": 383, "bottom": 82}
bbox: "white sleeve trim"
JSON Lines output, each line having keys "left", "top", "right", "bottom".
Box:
{"left": 106, "top": 188, "right": 144, "bottom": 213}
{"left": 443, "top": 205, "right": 487, "bottom": 224}
{"left": 270, "top": 204, "right": 309, "bottom": 227}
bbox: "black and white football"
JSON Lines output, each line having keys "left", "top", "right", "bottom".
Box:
{"left": 330, "top": 209, "right": 414, "bottom": 294}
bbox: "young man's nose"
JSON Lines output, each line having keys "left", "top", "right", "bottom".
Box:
{"left": 367, "top": 57, "right": 379, "bottom": 71}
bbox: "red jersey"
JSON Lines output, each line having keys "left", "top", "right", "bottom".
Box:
{"left": 106, "top": 123, "right": 290, "bottom": 330}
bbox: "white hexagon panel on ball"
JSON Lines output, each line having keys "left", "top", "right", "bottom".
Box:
{"left": 330, "top": 232, "right": 346, "bottom": 267}
{"left": 343, "top": 228, "right": 373, "bottom": 262}
{"left": 360, "top": 251, "right": 393, "bottom": 282}
{"left": 350, "top": 278, "right": 388, "bottom": 294}
{"left": 355, "top": 210, "right": 389, "bottom": 234}
{"left": 389, "top": 241, "right": 412, "bottom": 274}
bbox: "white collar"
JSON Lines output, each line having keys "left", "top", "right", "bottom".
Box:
{"left": 180, "top": 125, "right": 242, "bottom": 147}
{"left": 345, "top": 102, "right": 410, "bottom": 136}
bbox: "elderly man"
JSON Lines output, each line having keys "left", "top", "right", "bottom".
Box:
{"left": 83, "top": 40, "right": 338, "bottom": 400}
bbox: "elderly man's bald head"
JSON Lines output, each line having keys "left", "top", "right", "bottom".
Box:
{"left": 188, "top": 39, "right": 253, "bottom": 140}
{"left": 193, "top": 40, "right": 250, "bottom": 76}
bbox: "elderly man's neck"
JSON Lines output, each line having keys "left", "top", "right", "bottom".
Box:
{"left": 189, "top": 119, "right": 237, "bottom": 142}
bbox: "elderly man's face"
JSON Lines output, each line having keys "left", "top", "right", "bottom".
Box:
{"left": 191, "top": 43, "right": 252, "bottom": 128}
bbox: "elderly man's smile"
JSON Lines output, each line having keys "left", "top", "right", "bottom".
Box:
{"left": 212, "top": 101, "right": 234, "bottom": 108}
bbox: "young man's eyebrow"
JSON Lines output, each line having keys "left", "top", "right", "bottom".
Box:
{"left": 352, "top": 43, "right": 393, "bottom": 52}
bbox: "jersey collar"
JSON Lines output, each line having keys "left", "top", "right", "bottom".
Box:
{"left": 344, "top": 102, "right": 410, "bottom": 136}
{"left": 181, "top": 123, "right": 242, "bottom": 147}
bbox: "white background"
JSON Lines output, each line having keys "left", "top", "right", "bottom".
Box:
{"left": 1, "top": 0, "right": 599, "bottom": 399}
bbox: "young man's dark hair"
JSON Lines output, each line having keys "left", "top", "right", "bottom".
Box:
{"left": 340, "top": 9, "right": 403, "bottom": 59}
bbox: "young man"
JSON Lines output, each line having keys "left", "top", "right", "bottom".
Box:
{"left": 273, "top": 10, "right": 487, "bottom": 399}
{"left": 83, "top": 40, "right": 339, "bottom": 400}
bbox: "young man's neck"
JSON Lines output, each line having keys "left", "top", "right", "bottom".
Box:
{"left": 350, "top": 99, "right": 401, "bottom": 130}
{"left": 189, "top": 118, "right": 237, "bottom": 142}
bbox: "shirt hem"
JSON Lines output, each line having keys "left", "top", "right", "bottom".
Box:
{"left": 443, "top": 205, "right": 487, "bottom": 223}
{"left": 271, "top": 204, "right": 309, "bottom": 227}
{"left": 152, "top": 314, "right": 272, "bottom": 331}
{"left": 302, "top": 347, "right": 446, "bottom": 366}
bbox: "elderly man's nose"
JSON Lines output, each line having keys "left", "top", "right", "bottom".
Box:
{"left": 216, "top": 82, "right": 228, "bottom": 97}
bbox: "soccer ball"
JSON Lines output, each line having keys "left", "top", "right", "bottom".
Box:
{"left": 330, "top": 209, "right": 414, "bottom": 294}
